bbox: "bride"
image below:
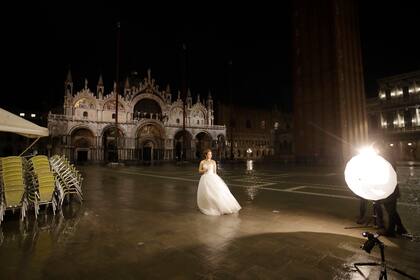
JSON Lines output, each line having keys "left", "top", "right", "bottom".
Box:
{"left": 197, "top": 149, "right": 241, "bottom": 215}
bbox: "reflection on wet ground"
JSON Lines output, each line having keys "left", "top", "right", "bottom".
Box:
{"left": 0, "top": 202, "right": 83, "bottom": 246}
{"left": 0, "top": 163, "right": 419, "bottom": 279}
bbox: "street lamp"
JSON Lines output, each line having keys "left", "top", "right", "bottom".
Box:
{"left": 246, "top": 148, "right": 253, "bottom": 172}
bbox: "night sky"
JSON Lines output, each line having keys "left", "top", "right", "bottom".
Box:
{"left": 3, "top": 1, "right": 419, "bottom": 113}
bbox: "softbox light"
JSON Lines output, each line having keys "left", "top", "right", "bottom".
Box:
{"left": 344, "top": 148, "right": 397, "bottom": 201}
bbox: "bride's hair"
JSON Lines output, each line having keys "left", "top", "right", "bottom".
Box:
{"left": 203, "top": 149, "right": 212, "bottom": 158}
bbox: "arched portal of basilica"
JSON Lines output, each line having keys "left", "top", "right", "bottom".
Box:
{"left": 48, "top": 69, "right": 226, "bottom": 163}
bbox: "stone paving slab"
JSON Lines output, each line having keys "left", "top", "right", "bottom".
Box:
{"left": 0, "top": 163, "right": 419, "bottom": 279}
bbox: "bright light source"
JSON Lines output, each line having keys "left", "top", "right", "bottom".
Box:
{"left": 379, "top": 92, "right": 386, "bottom": 99}
{"left": 19, "top": 113, "right": 25, "bottom": 117}
{"left": 408, "top": 142, "right": 412, "bottom": 146}
{"left": 246, "top": 159, "right": 253, "bottom": 171}
{"left": 389, "top": 143, "right": 394, "bottom": 147}
{"left": 358, "top": 147, "right": 378, "bottom": 156}
{"left": 31, "top": 113, "right": 36, "bottom": 118}
{"left": 247, "top": 148, "right": 252, "bottom": 154}
{"left": 344, "top": 147, "right": 397, "bottom": 201}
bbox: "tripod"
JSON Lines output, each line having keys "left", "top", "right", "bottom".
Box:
{"left": 353, "top": 232, "right": 418, "bottom": 280}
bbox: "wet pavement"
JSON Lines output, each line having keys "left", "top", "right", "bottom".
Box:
{"left": 1, "top": 162, "right": 420, "bottom": 279}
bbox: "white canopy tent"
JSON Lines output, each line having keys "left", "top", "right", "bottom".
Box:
{"left": 0, "top": 108, "right": 49, "bottom": 138}
{"left": 0, "top": 107, "right": 49, "bottom": 156}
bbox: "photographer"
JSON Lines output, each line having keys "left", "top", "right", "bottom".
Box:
{"left": 377, "top": 150, "right": 408, "bottom": 237}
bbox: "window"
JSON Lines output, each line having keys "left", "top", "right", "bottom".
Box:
{"left": 112, "top": 113, "right": 116, "bottom": 119}
{"left": 379, "top": 91, "right": 386, "bottom": 99}
{"left": 246, "top": 120, "right": 251, "bottom": 129}
{"left": 176, "top": 118, "right": 180, "bottom": 124}
{"left": 261, "top": 120, "right": 266, "bottom": 129}
{"left": 274, "top": 122, "right": 279, "bottom": 130}
{"left": 83, "top": 111, "right": 88, "bottom": 118}
{"left": 197, "top": 120, "right": 200, "bottom": 125}
{"left": 380, "top": 114, "right": 387, "bottom": 128}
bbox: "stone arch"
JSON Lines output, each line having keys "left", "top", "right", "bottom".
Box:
{"left": 73, "top": 97, "right": 96, "bottom": 109}
{"left": 103, "top": 100, "right": 127, "bottom": 112}
{"left": 195, "top": 131, "right": 213, "bottom": 160}
{"left": 70, "top": 127, "right": 95, "bottom": 162}
{"left": 133, "top": 98, "right": 163, "bottom": 121}
{"left": 68, "top": 125, "right": 96, "bottom": 137}
{"left": 190, "top": 106, "right": 207, "bottom": 126}
{"left": 170, "top": 106, "right": 184, "bottom": 125}
{"left": 215, "top": 134, "right": 226, "bottom": 160}
{"left": 173, "top": 130, "right": 193, "bottom": 161}
{"left": 135, "top": 122, "right": 165, "bottom": 162}
{"left": 131, "top": 93, "right": 165, "bottom": 115}
{"left": 101, "top": 125, "right": 125, "bottom": 162}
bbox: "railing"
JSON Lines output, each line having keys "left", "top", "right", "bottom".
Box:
{"left": 165, "top": 123, "right": 226, "bottom": 130}
{"left": 375, "top": 93, "right": 420, "bottom": 107}
{"left": 48, "top": 113, "right": 72, "bottom": 121}
{"left": 48, "top": 113, "right": 226, "bottom": 130}
{"left": 374, "top": 125, "right": 420, "bottom": 134}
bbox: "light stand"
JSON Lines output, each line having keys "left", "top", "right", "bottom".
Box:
{"left": 352, "top": 232, "right": 418, "bottom": 280}
{"left": 345, "top": 200, "right": 381, "bottom": 230}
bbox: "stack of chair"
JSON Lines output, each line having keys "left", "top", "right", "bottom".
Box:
{"left": 49, "top": 155, "right": 83, "bottom": 205}
{"left": 0, "top": 156, "right": 29, "bottom": 222}
{"left": 27, "top": 155, "right": 59, "bottom": 217}
{"left": 0, "top": 158, "right": 4, "bottom": 224}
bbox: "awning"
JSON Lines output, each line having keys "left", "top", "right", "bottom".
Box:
{"left": 0, "top": 108, "right": 49, "bottom": 138}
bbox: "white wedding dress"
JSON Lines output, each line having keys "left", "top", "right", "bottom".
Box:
{"left": 197, "top": 161, "right": 241, "bottom": 216}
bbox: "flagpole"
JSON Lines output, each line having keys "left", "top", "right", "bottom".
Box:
{"left": 114, "top": 22, "right": 120, "bottom": 162}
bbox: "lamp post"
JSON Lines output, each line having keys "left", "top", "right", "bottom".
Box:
{"left": 114, "top": 21, "right": 121, "bottom": 162}
{"left": 228, "top": 60, "right": 234, "bottom": 160}
{"left": 246, "top": 148, "right": 253, "bottom": 172}
{"left": 182, "top": 42, "right": 188, "bottom": 161}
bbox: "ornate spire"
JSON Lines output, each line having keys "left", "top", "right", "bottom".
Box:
{"left": 98, "top": 74, "right": 104, "bottom": 86}
{"left": 66, "top": 69, "right": 72, "bottom": 83}
{"left": 84, "top": 78, "right": 88, "bottom": 89}
{"left": 187, "top": 88, "right": 191, "bottom": 97}
{"left": 147, "top": 68, "right": 152, "bottom": 82}
{"left": 124, "top": 77, "right": 130, "bottom": 89}
{"left": 97, "top": 74, "right": 104, "bottom": 99}
{"left": 64, "top": 68, "right": 73, "bottom": 97}
{"left": 207, "top": 90, "right": 212, "bottom": 99}
{"left": 197, "top": 94, "right": 201, "bottom": 103}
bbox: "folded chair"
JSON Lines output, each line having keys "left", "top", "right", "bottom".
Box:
{"left": 49, "top": 155, "right": 83, "bottom": 206}
{"left": 1, "top": 156, "right": 28, "bottom": 221}
{"left": 27, "top": 155, "right": 59, "bottom": 217}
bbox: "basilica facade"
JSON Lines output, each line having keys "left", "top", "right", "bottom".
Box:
{"left": 48, "top": 70, "right": 226, "bottom": 162}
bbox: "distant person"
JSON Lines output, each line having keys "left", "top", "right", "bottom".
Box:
{"left": 197, "top": 149, "right": 241, "bottom": 215}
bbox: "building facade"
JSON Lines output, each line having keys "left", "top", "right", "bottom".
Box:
{"left": 293, "top": 0, "right": 368, "bottom": 164}
{"left": 216, "top": 103, "right": 293, "bottom": 160}
{"left": 48, "top": 70, "right": 226, "bottom": 162}
{"left": 367, "top": 71, "right": 420, "bottom": 161}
